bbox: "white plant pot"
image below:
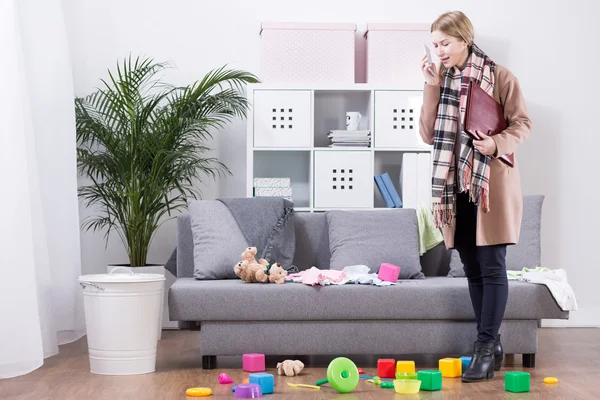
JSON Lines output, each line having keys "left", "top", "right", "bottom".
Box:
{"left": 106, "top": 264, "right": 175, "bottom": 339}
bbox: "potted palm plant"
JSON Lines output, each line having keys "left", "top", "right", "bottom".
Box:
{"left": 76, "top": 56, "right": 258, "bottom": 333}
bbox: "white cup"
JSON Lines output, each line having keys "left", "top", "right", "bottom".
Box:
{"left": 346, "top": 112, "right": 361, "bottom": 130}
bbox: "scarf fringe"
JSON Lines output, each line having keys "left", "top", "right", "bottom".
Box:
{"left": 433, "top": 202, "right": 454, "bottom": 228}
{"left": 468, "top": 181, "right": 490, "bottom": 212}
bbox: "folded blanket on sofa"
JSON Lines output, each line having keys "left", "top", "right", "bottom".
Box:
{"left": 508, "top": 267, "right": 578, "bottom": 311}
{"left": 217, "top": 197, "right": 295, "bottom": 268}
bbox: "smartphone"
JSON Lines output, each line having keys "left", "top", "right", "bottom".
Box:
{"left": 424, "top": 44, "right": 435, "bottom": 76}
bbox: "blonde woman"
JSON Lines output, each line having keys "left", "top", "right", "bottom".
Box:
{"left": 419, "top": 11, "right": 532, "bottom": 382}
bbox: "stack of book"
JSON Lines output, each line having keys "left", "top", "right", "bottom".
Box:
{"left": 253, "top": 178, "right": 293, "bottom": 202}
{"left": 375, "top": 172, "right": 402, "bottom": 208}
{"left": 328, "top": 130, "right": 371, "bottom": 147}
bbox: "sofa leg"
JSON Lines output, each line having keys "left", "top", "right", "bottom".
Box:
{"left": 202, "top": 355, "right": 216, "bottom": 369}
{"left": 523, "top": 353, "right": 535, "bottom": 368}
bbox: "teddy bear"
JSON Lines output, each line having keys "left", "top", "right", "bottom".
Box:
{"left": 276, "top": 359, "right": 305, "bottom": 376}
{"left": 234, "top": 247, "right": 288, "bottom": 284}
{"left": 234, "top": 247, "right": 269, "bottom": 283}
{"left": 258, "top": 262, "right": 287, "bottom": 284}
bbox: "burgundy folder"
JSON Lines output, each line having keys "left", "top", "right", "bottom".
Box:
{"left": 464, "top": 80, "right": 514, "bottom": 167}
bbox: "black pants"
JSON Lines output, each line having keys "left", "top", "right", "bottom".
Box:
{"left": 454, "top": 192, "right": 508, "bottom": 343}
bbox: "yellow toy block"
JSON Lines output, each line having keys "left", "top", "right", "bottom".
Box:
{"left": 439, "top": 358, "right": 462, "bottom": 378}
{"left": 396, "top": 360, "right": 416, "bottom": 374}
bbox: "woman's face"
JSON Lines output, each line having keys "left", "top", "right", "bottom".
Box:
{"left": 431, "top": 30, "right": 469, "bottom": 69}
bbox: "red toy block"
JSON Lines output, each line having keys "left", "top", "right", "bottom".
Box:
{"left": 377, "top": 359, "right": 395, "bottom": 378}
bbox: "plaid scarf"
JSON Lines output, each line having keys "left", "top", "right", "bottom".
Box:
{"left": 431, "top": 44, "right": 496, "bottom": 228}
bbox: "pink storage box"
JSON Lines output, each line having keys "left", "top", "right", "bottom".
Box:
{"left": 259, "top": 22, "right": 356, "bottom": 84}
{"left": 364, "top": 23, "right": 431, "bottom": 88}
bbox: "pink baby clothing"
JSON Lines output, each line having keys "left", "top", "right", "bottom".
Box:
{"left": 286, "top": 267, "right": 346, "bottom": 286}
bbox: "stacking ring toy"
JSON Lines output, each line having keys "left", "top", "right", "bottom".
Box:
{"left": 186, "top": 387, "right": 212, "bottom": 397}
{"left": 326, "top": 357, "right": 360, "bottom": 393}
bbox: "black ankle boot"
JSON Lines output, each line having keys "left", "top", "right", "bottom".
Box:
{"left": 462, "top": 341, "right": 495, "bottom": 382}
{"left": 494, "top": 334, "right": 504, "bottom": 371}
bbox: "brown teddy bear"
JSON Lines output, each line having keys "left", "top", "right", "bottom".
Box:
{"left": 234, "top": 248, "right": 288, "bottom": 284}
{"left": 260, "top": 262, "right": 287, "bottom": 284}
{"left": 234, "top": 247, "right": 269, "bottom": 283}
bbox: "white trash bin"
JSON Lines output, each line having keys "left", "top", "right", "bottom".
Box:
{"left": 78, "top": 267, "right": 166, "bottom": 375}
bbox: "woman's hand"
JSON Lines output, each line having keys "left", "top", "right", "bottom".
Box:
{"left": 421, "top": 55, "right": 440, "bottom": 86}
{"left": 473, "top": 131, "right": 497, "bottom": 156}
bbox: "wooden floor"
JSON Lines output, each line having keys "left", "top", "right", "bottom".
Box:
{"left": 1, "top": 328, "right": 599, "bottom": 399}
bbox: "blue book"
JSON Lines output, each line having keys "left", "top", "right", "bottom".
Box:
{"left": 374, "top": 175, "right": 395, "bottom": 208}
{"left": 381, "top": 172, "right": 403, "bottom": 208}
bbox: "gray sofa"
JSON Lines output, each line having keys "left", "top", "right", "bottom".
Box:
{"left": 168, "top": 195, "right": 568, "bottom": 369}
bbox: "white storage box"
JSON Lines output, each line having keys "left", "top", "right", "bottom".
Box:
{"left": 313, "top": 150, "right": 373, "bottom": 208}
{"left": 260, "top": 22, "right": 356, "bottom": 84}
{"left": 374, "top": 90, "right": 429, "bottom": 148}
{"left": 364, "top": 23, "right": 431, "bottom": 88}
{"left": 253, "top": 89, "right": 311, "bottom": 147}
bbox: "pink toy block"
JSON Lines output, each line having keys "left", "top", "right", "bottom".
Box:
{"left": 243, "top": 353, "right": 265, "bottom": 372}
{"left": 378, "top": 263, "right": 401, "bottom": 282}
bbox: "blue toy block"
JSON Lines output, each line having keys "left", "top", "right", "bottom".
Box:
{"left": 249, "top": 372, "right": 274, "bottom": 394}
{"left": 460, "top": 356, "right": 472, "bottom": 370}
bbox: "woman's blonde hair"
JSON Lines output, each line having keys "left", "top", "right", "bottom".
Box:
{"left": 431, "top": 11, "right": 474, "bottom": 78}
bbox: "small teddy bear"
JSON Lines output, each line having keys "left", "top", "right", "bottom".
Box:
{"left": 234, "top": 248, "right": 288, "bottom": 284}
{"left": 255, "top": 262, "right": 288, "bottom": 284}
{"left": 276, "top": 359, "right": 305, "bottom": 376}
{"left": 234, "top": 247, "right": 270, "bottom": 283}
{"left": 267, "top": 262, "right": 288, "bottom": 284}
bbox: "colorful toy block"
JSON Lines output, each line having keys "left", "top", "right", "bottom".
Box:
{"left": 377, "top": 359, "right": 396, "bottom": 378}
{"left": 249, "top": 372, "right": 274, "bottom": 394}
{"left": 460, "top": 356, "right": 472, "bottom": 370}
{"left": 396, "top": 360, "right": 416, "bottom": 374}
{"left": 378, "top": 263, "right": 401, "bottom": 282}
{"left": 505, "top": 371, "right": 530, "bottom": 393}
{"left": 438, "top": 358, "right": 462, "bottom": 378}
{"left": 417, "top": 370, "right": 442, "bottom": 391}
{"left": 243, "top": 353, "right": 265, "bottom": 372}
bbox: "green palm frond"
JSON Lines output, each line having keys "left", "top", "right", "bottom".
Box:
{"left": 76, "top": 55, "right": 259, "bottom": 266}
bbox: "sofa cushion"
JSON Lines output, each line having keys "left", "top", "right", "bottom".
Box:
{"left": 168, "top": 277, "right": 568, "bottom": 322}
{"left": 448, "top": 195, "right": 545, "bottom": 277}
{"left": 326, "top": 209, "right": 424, "bottom": 279}
{"left": 188, "top": 200, "right": 248, "bottom": 280}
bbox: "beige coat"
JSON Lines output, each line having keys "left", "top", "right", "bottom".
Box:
{"left": 419, "top": 65, "right": 532, "bottom": 249}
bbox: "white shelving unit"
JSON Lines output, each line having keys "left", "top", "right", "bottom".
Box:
{"left": 245, "top": 83, "right": 433, "bottom": 212}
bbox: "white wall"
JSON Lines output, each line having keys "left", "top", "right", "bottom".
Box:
{"left": 62, "top": 0, "right": 600, "bottom": 326}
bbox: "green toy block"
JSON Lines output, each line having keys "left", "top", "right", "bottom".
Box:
{"left": 505, "top": 371, "right": 531, "bottom": 393}
{"left": 417, "top": 370, "right": 442, "bottom": 391}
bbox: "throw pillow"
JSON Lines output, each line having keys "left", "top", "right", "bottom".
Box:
{"left": 447, "top": 195, "right": 545, "bottom": 277}
{"left": 188, "top": 200, "right": 248, "bottom": 280}
{"left": 326, "top": 209, "right": 425, "bottom": 279}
